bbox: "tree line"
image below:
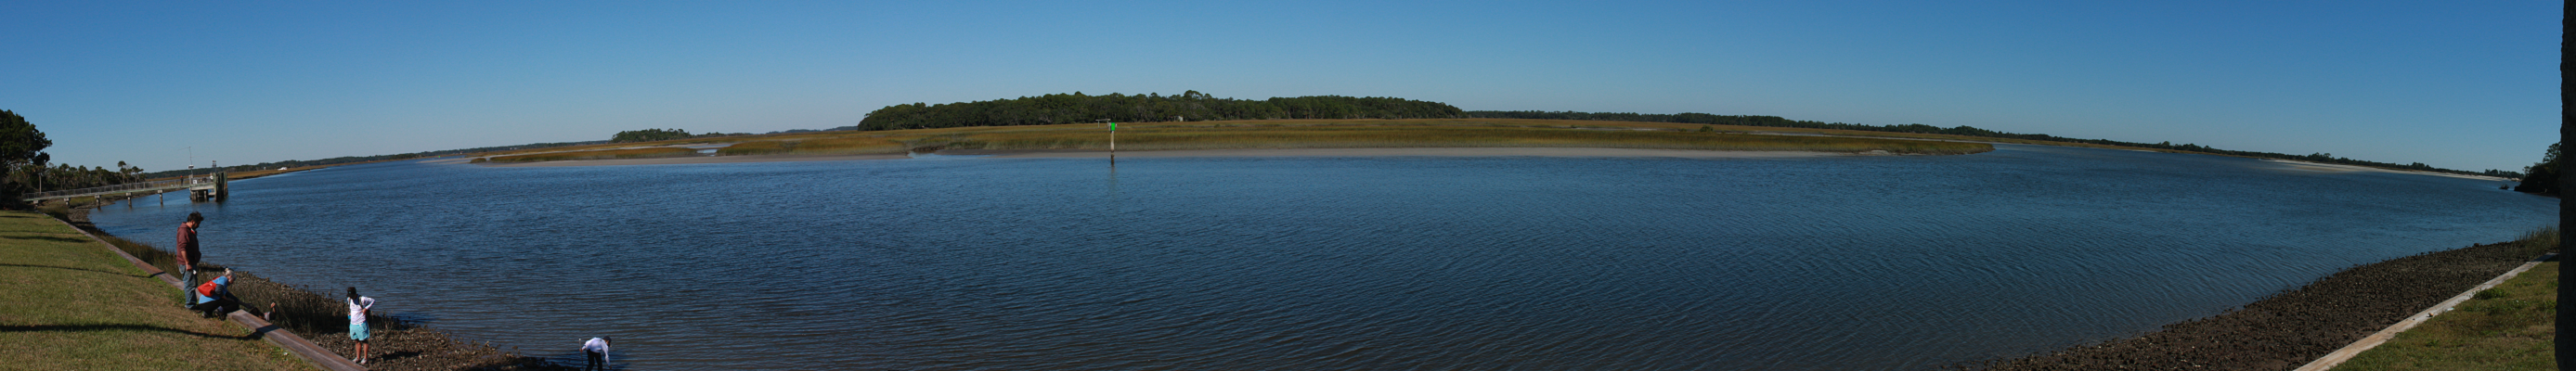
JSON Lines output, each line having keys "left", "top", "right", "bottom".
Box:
{"left": 0, "top": 109, "right": 60, "bottom": 202}
{"left": 613, "top": 129, "right": 693, "bottom": 143}
{"left": 610, "top": 128, "right": 751, "bottom": 143}
{"left": 2512, "top": 143, "right": 2558, "bottom": 196}
{"left": 132, "top": 140, "right": 611, "bottom": 180}
{"left": 0, "top": 109, "right": 163, "bottom": 199}
{"left": 856, "top": 91, "right": 1464, "bottom": 131}
{"left": 1466, "top": 110, "right": 2509, "bottom": 176}
{"left": 10, "top": 162, "right": 145, "bottom": 194}
{"left": 0, "top": 110, "right": 149, "bottom": 201}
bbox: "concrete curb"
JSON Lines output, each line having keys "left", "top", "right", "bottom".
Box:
{"left": 2293, "top": 253, "right": 2556, "bottom": 371}
{"left": 48, "top": 215, "right": 368, "bottom": 371}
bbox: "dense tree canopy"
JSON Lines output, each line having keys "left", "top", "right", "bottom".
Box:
{"left": 857, "top": 91, "right": 1463, "bottom": 131}
{"left": 1466, "top": 110, "right": 2505, "bottom": 176}
{"left": 2512, "top": 142, "right": 2558, "bottom": 195}
{"left": 0, "top": 109, "right": 50, "bottom": 201}
{"left": 0, "top": 109, "right": 49, "bottom": 170}
{"left": 0, "top": 110, "right": 164, "bottom": 198}
{"left": 613, "top": 129, "right": 694, "bottom": 143}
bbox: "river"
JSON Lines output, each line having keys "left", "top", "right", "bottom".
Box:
{"left": 87, "top": 144, "right": 2554, "bottom": 369}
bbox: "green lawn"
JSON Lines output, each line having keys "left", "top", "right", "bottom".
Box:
{"left": 2339, "top": 261, "right": 2557, "bottom": 370}
{"left": 0, "top": 211, "right": 310, "bottom": 370}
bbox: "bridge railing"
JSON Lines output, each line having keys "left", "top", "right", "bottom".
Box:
{"left": 24, "top": 174, "right": 222, "bottom": 200}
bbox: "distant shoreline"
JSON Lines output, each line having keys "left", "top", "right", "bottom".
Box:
{"left": 466, "top": 119, "right": 1995, "bottom": 166}
{"left": 2260, "top": 159, "right": 2513, "bottom": 182}
{"left": 478, "top": 147, "right": 1864, "bottom": 167}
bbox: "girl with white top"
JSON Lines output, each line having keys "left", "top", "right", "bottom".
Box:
{"left": 347, "top": 288, "right": 376, "bottom": 365}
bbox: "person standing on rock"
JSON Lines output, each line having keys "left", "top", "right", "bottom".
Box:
{"left": 581, "top": 337, "right": 611, "bottom": 370}
{"left": 347, "top": 287, "right": 376, "bottom": 365}
{"left": 175, "top": 211, "right": 202, "bottom": 307}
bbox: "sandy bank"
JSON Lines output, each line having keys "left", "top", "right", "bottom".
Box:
{"left": 2261, "top": 159, "right": 2510, "bottom": 182}
{"left": 481, "top": 147, "right": 1860, "bottom": 167}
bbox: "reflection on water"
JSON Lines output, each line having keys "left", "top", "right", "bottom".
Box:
{"left": 89, "top": 145, "right": 2553, "bottom": 369}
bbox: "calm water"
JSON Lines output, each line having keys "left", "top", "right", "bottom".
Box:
{"left": 90, "top": 145, "right": 2553, "bottom": 369}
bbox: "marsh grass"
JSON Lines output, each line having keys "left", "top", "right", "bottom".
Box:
{"left": 718, "top": 137, "right": 907, "bottom": 156}
{"left": 2338, "top": 226, "right": 2560, "bottom": 370}
{"left": 229, "top": 272, "right": 381, "bottom": 337}
{"left": 942, "top": 126, "right": 1993, "bottom": 154}
{"left": 483, "top": 118, "right": 2027, "bottom": 164}
{"left": 793, "top": 136, "right": 908, "bottom": 154}
{"left": 716, "top": 141, "right": 788, "bottom": 156}
{"left": 2509, "top": 225, "right": 2559, "bottom": 258}
{"left": 94, "top": 234, "right": 181, "bottom": 276}
{"left": 485, "top": 147, "right": 698, "bottom": 162}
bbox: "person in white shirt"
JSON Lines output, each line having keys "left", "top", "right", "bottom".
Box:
{"left": 347, "top": 288, "right": 376, "bottom": 365}
{"left": 582, "top": 337, "right": 612, "bottom": 370}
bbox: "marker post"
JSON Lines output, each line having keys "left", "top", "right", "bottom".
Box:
{"left": 1101, "top": 120, "right": 1118, "bottom": 165}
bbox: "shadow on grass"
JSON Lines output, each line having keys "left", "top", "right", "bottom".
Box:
{"left": 0, "top": 262, "right": 136, "bottom": 277}
{"left": 3, "top": 324, "right": 252, "bottom": 340}
{"left": 0, "top": 234, "right": 94, "bottom": 244}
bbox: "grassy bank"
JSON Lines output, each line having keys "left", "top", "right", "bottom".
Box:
{"left": 1982, "top": 226, "right": 2558, "bottom": 370}
{"left": 2337, "top": 228, "right": 2559, "bottom": 370}
{"left": 0, "top": 210, "right": 310, "bottom": 370}
{"left": 56, "top": 202, "right": 571, "bottom": 370}
{"left": 471, "top": 119, "right": 1998, "bottom": 163}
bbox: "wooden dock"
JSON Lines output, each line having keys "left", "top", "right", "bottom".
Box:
{"left": 24, "top": 173, "right": 227, "bottom": 202}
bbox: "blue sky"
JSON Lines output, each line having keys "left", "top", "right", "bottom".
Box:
{"left": 5, "top": 1, "right": 2558, "bottom": 173}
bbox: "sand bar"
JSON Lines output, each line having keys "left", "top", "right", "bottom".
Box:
{"left": 2260, "top": 159, "right": 2510, "bottom": 182}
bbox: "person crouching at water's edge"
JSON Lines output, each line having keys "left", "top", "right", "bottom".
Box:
{"left": 191, "top": 269, "right": 237, "bottom": 318}
{"left": 175, "top": 212, "right": 202, "bottom": 307}
{"left": 348, "top": 288, "right": 376, "bottom": 365}
{"left": 583, "top": 337, "right": 611, "bottom": 370}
